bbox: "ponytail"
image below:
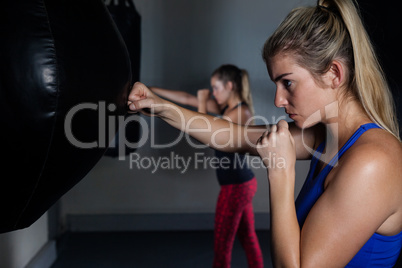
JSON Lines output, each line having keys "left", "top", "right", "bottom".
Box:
{"left": 240, "top": 69, "right": 255, "bottom": 115}
{"left": 263, "top": 0, "right": 400, "bottom": 140}
{"left": 327, "top": 0, "right": 399, "bottom": 140}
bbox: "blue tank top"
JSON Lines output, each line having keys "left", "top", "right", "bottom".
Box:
{"left": 295, "top": 123, "right": 402, "bottom": 267}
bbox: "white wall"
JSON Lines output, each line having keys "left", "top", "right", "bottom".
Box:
{"left": 0, "top": 213, "right": 48, "bottom": 268}
{"left": 61, "top": 0, "right": 314, "bottom": 225}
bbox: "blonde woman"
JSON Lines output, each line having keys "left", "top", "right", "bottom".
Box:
{"left": 128, "top": 0, "right": 402, "bottom": 266}
{"left": 148, "top": 65, "right": 263, "bottom": 268}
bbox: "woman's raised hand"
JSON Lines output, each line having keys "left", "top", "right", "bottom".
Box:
{"left": 197, "top": 88, "right": 211, "bottom": 101}
{"left": 256, "top": 120, "right": 296, "bottom": 181}
{"left": 128, "top": 82, "right": 166, "bottom": 116}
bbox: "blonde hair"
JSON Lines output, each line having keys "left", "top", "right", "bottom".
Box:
{"left": 263, "top": 0, "right": 400, "bottom": 140}
{"left": 212, "top": 64, "right": 255, "bottom": 115}
{"left": 240, "top": 69, "right": 255, "bottom": 115}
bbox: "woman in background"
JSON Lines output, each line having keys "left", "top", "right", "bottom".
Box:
{"left": 149, "top": 64, "right": 263, "bottom": 268}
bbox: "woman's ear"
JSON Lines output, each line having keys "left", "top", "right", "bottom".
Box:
{"left": 327, "top": 60, "right": 344, "bottom": 89}
{"left": 225, "top": 81, "right": 234, "bottom": 91}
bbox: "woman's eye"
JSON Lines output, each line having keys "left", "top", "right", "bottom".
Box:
{"left": 283, "top": 80, "right": 292, "bottom": 89}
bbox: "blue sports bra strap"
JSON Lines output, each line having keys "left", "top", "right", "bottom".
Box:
{"left": 328, "top": 123, "right": 381, "bottom": 167}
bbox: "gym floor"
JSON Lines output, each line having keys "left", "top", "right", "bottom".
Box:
{"left": 50, "top": 230, "right": 402, "bottom": 268}
{"left": 50, "top": 230, "right": 273, "bottom": 268}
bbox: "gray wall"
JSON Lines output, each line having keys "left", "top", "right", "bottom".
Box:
{"left": 60, "top": 0, "right": 314, "bottom": 229}
{"left": 0, "top": 214, "right": 49, "bottom": 268}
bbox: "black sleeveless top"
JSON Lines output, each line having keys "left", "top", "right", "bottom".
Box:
{"left": 215, "top": 102, "right": 254, "bottom": 185}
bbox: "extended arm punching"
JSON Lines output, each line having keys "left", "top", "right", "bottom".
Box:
{"left": 128, "top": 82, "right": 317, "bottom": 159}
{"left": 150, "top": 86, "right": 199, "bottom": 107}
{"left": 150, "top": 86, "right": 221, "bottom": 114}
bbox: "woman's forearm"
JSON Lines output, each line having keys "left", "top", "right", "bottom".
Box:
{"left": 150, "top": 87, "right": 198, "bottom": 108}
{"left": 269, "top": 172, "right": 301, "bottom": 268}
{"left": 128, "top": 82, "right": 270, "bottom": 155}
{"left": 159, "top": 99, "right": 267, "bottom": 155}
{"left": 256, "top": 121, "right": 301, "bottom": 267}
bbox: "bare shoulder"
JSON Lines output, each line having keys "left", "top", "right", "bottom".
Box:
{"left": 336, "top": 128, "right": 402, "bottom": 184}
{"left": 300, "top": 129, "right": 402, "bottom": 265}
{"left": 329, "top": 128, "right": 402, "bottom": 233}
{"left": 347, "top": 128, "right": 401, "bottom": 170}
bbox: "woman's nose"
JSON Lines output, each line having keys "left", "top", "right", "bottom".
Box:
{"left": 274, "top": 88, "right": 288, "bottom": 108}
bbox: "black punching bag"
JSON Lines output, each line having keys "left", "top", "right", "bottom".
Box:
{"left": 0, "top": 0, "right": 131, "bottom": 232}
{"left": 104, "top": 0, "right": 141, "bottom": 157}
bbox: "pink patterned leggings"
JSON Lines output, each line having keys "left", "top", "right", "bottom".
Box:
{"left": 213, "top": 178, "right": 264, "bottom": 268}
